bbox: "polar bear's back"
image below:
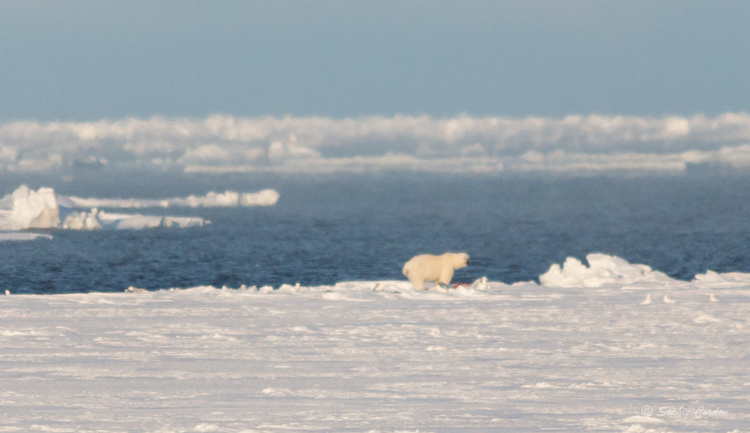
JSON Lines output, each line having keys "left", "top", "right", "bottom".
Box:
{"left": 402, "top": 254, "right": 444, "bottom": 279}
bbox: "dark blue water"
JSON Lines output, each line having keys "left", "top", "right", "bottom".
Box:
{"left": 3, "top": 173, "right": 750, "bottom": 294}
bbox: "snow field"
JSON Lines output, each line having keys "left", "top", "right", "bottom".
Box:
{"left": 1, "top": 273, "right": 748, "bottom": 432}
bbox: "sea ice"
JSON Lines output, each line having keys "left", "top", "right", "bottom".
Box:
{"left": 693, "top": 270, "right": 750, "bottom": 287}
{"left": 0, "top": 185, "right": 221, "bottom": 231}
{"left": 0, "top": 272, "right": 747, "bottom": 431}
{"left": 0, "top": 232, "right": 53, "bottom": 242}
{"left": 61, "top": 208, "right": 102, "bottom": 230}
{"left": 540, "top": 253, "right": 674, "bottom": 288}
{"left": 0, "top": 185, "right": 59, "bottom": 230}
{"left": 57, "top": 188, "right": 280, "bottom": 208}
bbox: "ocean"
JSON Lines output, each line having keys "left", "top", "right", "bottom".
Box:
{"left": 2, "top": 172, "right": 750, "bottom": 294}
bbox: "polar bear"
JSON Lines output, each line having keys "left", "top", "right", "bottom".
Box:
{"left": 402, "top": 252, "right": 470, "bottom": 290}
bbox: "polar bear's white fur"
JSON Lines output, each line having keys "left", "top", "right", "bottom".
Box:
{"left": 402, "top": 252, "right": 470, "bottom": 290}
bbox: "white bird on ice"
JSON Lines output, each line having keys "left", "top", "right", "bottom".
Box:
{"left": 641, "top": 294, "right": 652, "bottom": 305}
{"left": 710, "top": 293, "right": 719, "bottom": 302}
{"left": 663, "top": 294, "right": 676, "bottom": 304}
{"left": 470, "top": 276, "right": 490, "bottom": 291}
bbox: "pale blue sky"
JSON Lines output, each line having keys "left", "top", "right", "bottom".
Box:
{"left": 1, "top": 0, "right": 748, "bottom": 122}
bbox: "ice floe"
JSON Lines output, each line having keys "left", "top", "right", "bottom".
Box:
{"left": 0, "top": 184, "right": 277, "bottom": 232}
{"left": 0, "top": 232, "right": 53, "bottom": 242}
{"left": 56, "top": 188, "right": 279, "bottom": 209}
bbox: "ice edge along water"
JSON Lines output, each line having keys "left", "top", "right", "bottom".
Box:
{"left": 0, "top": 185, "right": 279, "bottom": 233}
{"left": 107, "top": 252, "right": 750, "bottom": 297}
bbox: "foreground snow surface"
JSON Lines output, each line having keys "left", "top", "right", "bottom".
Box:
{"left": 1, "top": 279, "right": 748, "bottom": 432}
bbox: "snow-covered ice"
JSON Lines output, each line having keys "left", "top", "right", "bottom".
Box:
{"left": 0, "top": 185, "right": 277, "bottom": 232}
{"left": 0, "top": 185, "right": 60, "bottom": 230}
{"left": 0, "top": 232, "right": 53, "bottom": 242}
{"left": 1, "top": 256, "right": 748, "bottom": 431}
{"left": 539, "top": 253, "right": 674, "bottom": 288}
{"left": 56, "top": 188, "right": 280, "bottom": 209}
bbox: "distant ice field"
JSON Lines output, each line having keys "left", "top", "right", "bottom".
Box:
{"left": 2, "top": 173, "right": 750, "bottom": 294}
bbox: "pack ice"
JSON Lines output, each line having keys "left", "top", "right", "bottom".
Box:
{"left": 539, "top": 253, "right": 674, "bottom": 287}
{"left": 0, "top": 185, "right": 278, "bottom": 232}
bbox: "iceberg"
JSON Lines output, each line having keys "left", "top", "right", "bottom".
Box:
{"left": 0, "top": 185, "right": 209, "bottom": 231}
{"left": 0, "top": 185, "right": 60, "bottom": 230}
{"left": 60, "top": 209, "right": 103, "bottom": 230}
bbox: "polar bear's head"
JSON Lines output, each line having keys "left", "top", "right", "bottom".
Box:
{"left": 449, "top": 252, "right": 470, "bottom": 270}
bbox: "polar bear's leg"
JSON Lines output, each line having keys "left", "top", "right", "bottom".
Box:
{"left": 407, "top": 274, "right": 426, "bottom": 291}
{"left": 437, "top": 268, "right": 455, "bottom": 287}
